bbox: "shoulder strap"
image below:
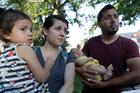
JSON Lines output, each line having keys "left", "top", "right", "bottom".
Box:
{"left": 60, "top": 47, "right": 68, "bottom": 62}
{"left": 34, "top": 47, "right": 45, "bottom": 67}
{"left": 33, "top": 46, "right": 38, "bottom": 52}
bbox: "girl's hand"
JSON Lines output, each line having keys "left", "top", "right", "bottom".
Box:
{"left": 45, "top": 56, "right": 54, "bottom": 70}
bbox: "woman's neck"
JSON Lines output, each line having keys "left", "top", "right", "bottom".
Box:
{"left": 40, "top": 43, "right": 61, "bottom": 62}
{"left": 42, "top": 43, "right": 60, "bottom": 53}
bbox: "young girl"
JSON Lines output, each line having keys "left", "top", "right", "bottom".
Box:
{"left": 35, "top": 15, "right": 75, "bottom": 93}
{"left": 0, "top": 9, "right": 52, "bottom": 93}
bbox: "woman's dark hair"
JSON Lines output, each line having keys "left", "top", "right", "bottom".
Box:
{"left": 0, "top": 8, "right": 6, "bottom": 25}
{"left": 97, "top": 4, "right": 117, "bottom": 22}
{"left": 0, "top": 8, "right": 6, "bottom": 42}
{"left": 43, "top": 15, "right": 68, "bottom": 29}
{"left": 0, "top": 9, "right": 32, "bottom": 42}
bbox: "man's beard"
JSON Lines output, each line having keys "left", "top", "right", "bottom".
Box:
{"left": 106, "top": 30, "right": 118, "bottom": 35}
{"left": 102, "top": 28, "right": 118, "bottom": 36}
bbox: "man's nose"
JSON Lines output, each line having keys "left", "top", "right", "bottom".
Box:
{"left": 111, "top": 16, "right": 116, "bottom": 23}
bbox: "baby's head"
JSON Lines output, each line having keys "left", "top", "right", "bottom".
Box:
{"left": 74, "top": 56, "right": 90, "bottom": 66}
{"left": 70, "top": 48, "right": 83, "bottom": 58}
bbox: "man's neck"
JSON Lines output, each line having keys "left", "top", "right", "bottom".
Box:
{"left": 101, "top": 34, "right": 119, "bottom": 44}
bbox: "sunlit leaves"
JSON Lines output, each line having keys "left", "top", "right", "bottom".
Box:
{"left": 1, "top": 0, "right": 140, "bottom": 46}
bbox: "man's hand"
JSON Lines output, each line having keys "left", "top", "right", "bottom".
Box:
{"left": 82, "top": 78, "right": 106, "bottom": 88}
{"left": 76, "top": 65, "right": 100, "bottom": 82}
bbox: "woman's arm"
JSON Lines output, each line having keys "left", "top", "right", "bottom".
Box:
{"left": 59, "top": 63, "right": 75, "bottom": 93}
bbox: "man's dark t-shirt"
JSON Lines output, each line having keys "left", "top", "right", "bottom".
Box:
{"left": 82, "top": 35, "right": 140, "bottom": 93}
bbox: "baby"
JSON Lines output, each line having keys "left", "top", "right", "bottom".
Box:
{"left": 70, "top": 48, "right": 113, "bottom": 80}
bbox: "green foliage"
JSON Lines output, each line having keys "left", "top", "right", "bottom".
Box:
{"left": 1, "top": 0, "right": 140, "bottom": 46}
{"left": 91, "top": 0, "right": 140, "bottom": 25}
{"left": 2, "top": 0, "right": 89, "bottom": 47}
{"left": 32, "top": 29, "right": 45, "bottom": 47}
{"left": 73, "top": 74, "right": 83, "bottom": 93}
{"left": 116, "top": 0, "right": 140, "bottom": 25}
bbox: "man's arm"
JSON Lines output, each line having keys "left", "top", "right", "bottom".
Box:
{"left": 104, "top": 57, "right": 140, "bottom": 87}
{"left": 84, "top": 57, "right": 140, "bottom": 88}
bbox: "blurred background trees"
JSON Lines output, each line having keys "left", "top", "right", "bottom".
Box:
{"left": 0, "top": 0, "right": 140, "bottom": 48}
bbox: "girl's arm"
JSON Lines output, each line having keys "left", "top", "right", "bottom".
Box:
{"left": 17, "top": 44, "right": 53, "bottom": 83}
{"left": 59, "top": 63, "right": 75, "bottom": 93}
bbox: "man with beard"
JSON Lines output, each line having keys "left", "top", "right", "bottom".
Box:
{"left": 76, "top": 4, "right": 140, "bottom": 93}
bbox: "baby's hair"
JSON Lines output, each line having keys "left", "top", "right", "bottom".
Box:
{"left": 0, "top": 9, "right": 32, "bottom": 42}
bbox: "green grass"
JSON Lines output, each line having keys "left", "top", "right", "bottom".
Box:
{"left": 73, "top": 74, "right": 83, "bottom": 93}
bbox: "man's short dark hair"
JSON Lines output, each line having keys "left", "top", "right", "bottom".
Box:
{"left": 97, "top": 4, "right": 116, "bottom": 22}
